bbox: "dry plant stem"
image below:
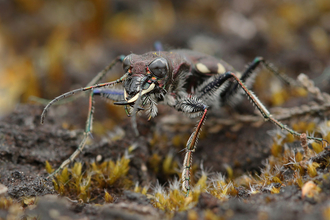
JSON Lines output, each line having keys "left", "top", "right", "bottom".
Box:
{"left": 300, "top": 133, "right": 309, "bottom": 157}
{"left": 297, "top": 73, "right": 330, "bottom": 103}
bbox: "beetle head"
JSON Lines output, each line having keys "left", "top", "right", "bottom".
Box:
{"left": 115, "top": 53, "right": 171, "bottom": 107}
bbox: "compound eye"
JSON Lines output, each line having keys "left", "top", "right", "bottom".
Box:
{"left": 122, "top": 55, "right": 131, "bottom": 72}
{"left": 148, "top": 57, "right": 168, "bottom": 78}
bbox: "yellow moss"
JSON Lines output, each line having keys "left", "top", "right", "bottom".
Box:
{"left": 169, "top": 189, "right": 187, "bottom": 211}
{"left": 324, "top": 131, "right": 330, "bottom": 143}
{"left": 272, "top": 176, "right": 282, "bottom": 184}
{"left": 172, "top": 135, "right": 183, "bottom": 148}
{"left": 271, "top": 89, "right": 288, "bottom": 106}
{"left": 78, "top": 175, "right": 91, "bottom": 202}
{"left": 285, "top": 133, "right": 296, "bottom": 143}
{"left": 152, "top": 186, "right": 201, "bottom": 213}
{"left": 141, "top": 187, "right": 148, "bottom": 195}
{"left": 292, "top": 122, "right": 316, "bottom": 133}
{"left": 128, "top": 144, "right": 137, "bottom": 153}
{"left": 52, "top": 179, "right": 59, "bottom": 191}
{"left": 134, "top": 183, "right": 148, "bottom": 195}
{"left": 187, "top": 209, "right": 199, "bottom": 220}
{"left": 0, "top": 196, "right": 13, "bottom": 209}
{"left": 195, "top": 173, "right": 208, "bottom": 192}
{"left": 234, "top": 175, "right": 254, "bottom": 187}
{"left": 323, "top": 206, "right": 330, "bottom": 220}
{"left": 148, "top": 153, "right": 162, "bottom": 173}
{"left": 270, "top": 186, "right": 280, "bottom": 194}
{"left": 307, "top": 162, "right": 320, "bottom": 178}
{"left": 162, "top": 153, "right": 179, "bottom": 176}
{"left": 104, "top": 190, "right": 114, "bottom": 203}
{"left": 45, "top": 161, "right": 54, "bottom": 174}
{"left": 72, "top": 162, "right": 82, "bottom": 177}
{"left": 105, "top": 156, "right": 131, "bottom": 186}
{"left": 163, "top": 154, "right": 174, "bottom": 175}
{"left": 295, "top": 152, "right": 303, "bottom": 162}
{"left": 311, "top": 142, "right": 324, "bottom": 154}
{"left": 204, "top": 209, "right": 223, "bottom": 220}
{"left": 292, "top": 87, "right": 308, "bottom": 97}
{"left": 51, "top": 155, "right": 132, "bottom": 202}
{"left": 149, "top": 133, "right": 158, "bottom": 147}
{"left": 209, "top": 180, "right": 237, "bottom": 200}
{"left": 22, "top": 197, "right": 35, "bottom": 206}
{"left": 3, "top": 202, "right": 23, "bottom": 220}
{"left": 294, "top": 172, "right": 304, "bottom": 188}
{"left": 271, "top": 143, "right": 282, "bottom": 157}
{"left": 134, "top": 184, "right": 141, "bottom": 193}
{"left": 224, "top": 164, "right": 233, "bottom": 180}
{"left": 58, "top": 183, "right": 65, "bottom": 195}
{"left": 58, "top": 167, "right": 69, "bottom": 184}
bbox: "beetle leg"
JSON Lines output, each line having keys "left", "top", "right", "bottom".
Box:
{"left": 86, "top": 55, "right": 125, "bottom": 87}
{"left": 224, "top": 72, "right": 324, "bottom": 142}
{"left": 197, "top": 71, "right": 323, "bottom": 142}
{"left": 47, "top": 88, "right": 127, "bottom": 178}
{"left": 175, "top": 98, "right": 208, "bottom": 196}
{"left": 48, "top": 91, "right": 95, "bottom": 178}
{"left": 183, "top": 109, "right": 207, "bottom": 196}
{"left": 221, "top": 57, "right": 298, "bottom": 104}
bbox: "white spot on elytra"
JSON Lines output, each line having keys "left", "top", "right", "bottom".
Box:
{"left": 196, "top": 63, "right": 211, "bottom": 73}
{"left": 217, "top": 63, "right": 226, "bottom": 74}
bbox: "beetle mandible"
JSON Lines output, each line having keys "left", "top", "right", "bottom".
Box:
{"left": 41, "top": 49, "right": 324, "bottom": 196}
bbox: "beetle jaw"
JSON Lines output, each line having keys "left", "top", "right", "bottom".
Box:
{"left": 114, "top": 83, "right": 156, "bottom": 106}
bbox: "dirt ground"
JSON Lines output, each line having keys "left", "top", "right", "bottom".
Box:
{"left": 1, "top": 97, "right": 330, "bottom": 220}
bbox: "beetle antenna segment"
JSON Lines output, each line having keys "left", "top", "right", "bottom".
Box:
{"left": 41, "top": 73, "right": 129, "bottom": 124}
{"left": 34, "top": 57, "right": 124, "bottom": 107}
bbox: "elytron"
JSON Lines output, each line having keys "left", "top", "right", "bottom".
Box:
{"left": 41, "top": 49, "right": 324, "bottom": 196}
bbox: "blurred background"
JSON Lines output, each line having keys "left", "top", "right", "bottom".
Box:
{"left": 0, "top": 0, "right": 329, "bottom": 122}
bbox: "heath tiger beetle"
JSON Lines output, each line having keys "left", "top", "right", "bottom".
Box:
{"left": 41, "top": 49, "right": 325, "bottom": 196}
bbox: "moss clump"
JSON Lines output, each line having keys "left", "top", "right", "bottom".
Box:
{"left": 149, "top": 120, "right": 329, "bottom": 213}
{"left": 48, "top": 154, "right": 132, "bottom": 202}
{"left": 151, "top": 178, "right": 202, "bottom": 214}
{"left": 0, "top": 196, "right": 13, "bottom": 209}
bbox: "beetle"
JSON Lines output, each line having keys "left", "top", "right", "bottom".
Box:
{"left": 41, "top": 49, "right": 324, "bottom": 196}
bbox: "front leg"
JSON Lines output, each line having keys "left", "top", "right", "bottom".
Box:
{"left": 175, "top": 97, "right": 208, "bottom": 196}
{"left": 47, "top": 88, "right": 125, "bottom": 178}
